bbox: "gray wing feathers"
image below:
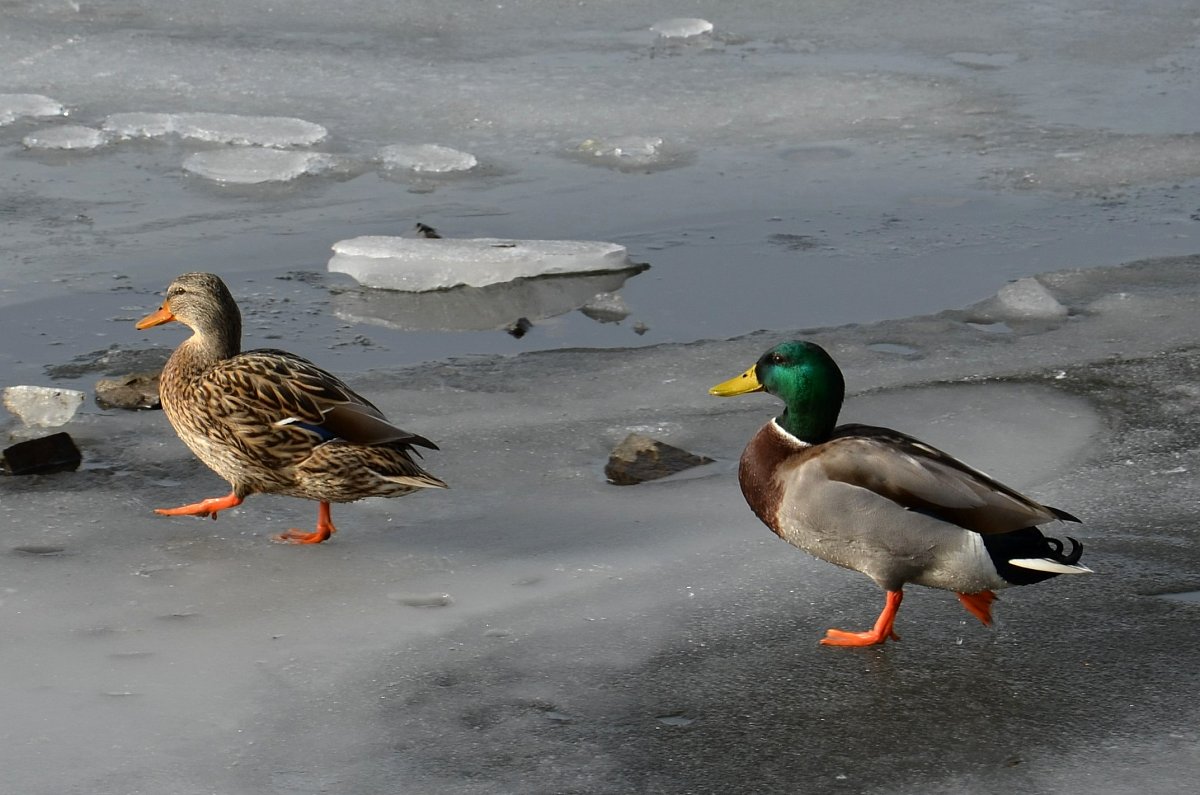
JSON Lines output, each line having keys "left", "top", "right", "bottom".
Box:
{"left": 819, "top": 426, "right": 1062, "bottom": 535}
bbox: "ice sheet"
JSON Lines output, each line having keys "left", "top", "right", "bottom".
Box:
{"left": 4, "top": 1, "right": 1200, "bottom": 791}
{"left": 3, "top": 256, "right": 1199, "bottom": 794}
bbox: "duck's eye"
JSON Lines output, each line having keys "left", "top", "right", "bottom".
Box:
{"left": 768, "top": 352, "right": 785, "bottom": 365}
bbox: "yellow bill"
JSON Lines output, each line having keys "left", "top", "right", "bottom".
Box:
{"left": 709, "top": 365, "right": 763, "bottom": 397}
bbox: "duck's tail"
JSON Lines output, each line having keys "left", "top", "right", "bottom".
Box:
{"left": 985, "top": 527, "right": 1092, "bottom": 585}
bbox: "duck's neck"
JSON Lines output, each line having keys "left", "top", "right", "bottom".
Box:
{"left": 171, "top": 324, "right": 240, "bottom": 377}
{"left": 775, "top": 378, "right": 843, "bottom": 444}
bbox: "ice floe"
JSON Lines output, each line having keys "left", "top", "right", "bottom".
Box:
{"left": 0, "top": 93, "right": 65, "bottom": 125}
{"left": 101, "top": 112, "right": 176, "bottom": 139}
{"left": 650, "top": 18, "right": 714, "bottom": 38}
{"left": 379, "top": 143, "right": 477, "bottom": 173}
{"left": 22, "top": 125, "right": 108, "bottom": 150}
{"left": 102, "top": 111, "right": 328, "bottom": 146}
{"left": 182, "top": 149, "right": 334, "bottom": 184}
{"left": 570, "top": 136, "right": 687, "bottom": 171}
{"left": 3, "top": 385, "right": 85, "bottom": 427}
{"left": 328, "top": 236, "right": 637, "bottom": 292}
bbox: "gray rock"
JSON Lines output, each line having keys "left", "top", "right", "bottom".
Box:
{"left": 95, "top": 372, "right": 162, "bottom": 410}
{"left": 605, "top": 433, "right": 714, "bottom": 485}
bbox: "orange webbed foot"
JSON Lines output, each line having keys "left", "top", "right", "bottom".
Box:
{"left": 820, "top": 627, "right": 901, "bottom": 647}
{"left": 819, "top": 590, "right": 904, "bottom": 647}
{"left": 271, "top": 501, "right": 337, "bottom": 545}
{"left": 153, "top": 492, "right": 243, "bottom": 520}
{"left": 957, "top": 590, "right": 997, "bottom": 626}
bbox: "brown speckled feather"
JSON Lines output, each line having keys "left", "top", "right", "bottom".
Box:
{"left": 149, "top": 272, "right": 446, "bottom": 505}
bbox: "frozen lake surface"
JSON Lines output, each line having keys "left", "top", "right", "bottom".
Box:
{"left": 2, "top": 1, "right": 1200, "bottom": 793}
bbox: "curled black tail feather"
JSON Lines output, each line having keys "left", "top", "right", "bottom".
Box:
{"left": 1043, "top": 535, "right": 1084, "bottom": 565}
{"left": 983, "top": 528, "right": 1086, "bottom": 586}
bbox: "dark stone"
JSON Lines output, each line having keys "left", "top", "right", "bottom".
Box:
{"left": 506, "top": 317, "right": 533, "bottom": 338}
{"left": 95, "top": 371, "right": 162, "bottom": 410}
{"left": 605, "top": 433, "right": 714, "bottom": 486}
{"left": 2, "top": 432, "right": 82, "bottom": 475}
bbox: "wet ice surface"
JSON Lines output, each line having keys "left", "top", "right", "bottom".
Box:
{"left": 3, "top": 1, "right": 1200, "bottom": 792}
{"left": 4, "top": 256, "right": 1200, "bottom": 794}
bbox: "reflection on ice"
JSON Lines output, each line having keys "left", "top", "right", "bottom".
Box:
{"left": 332, "top": 267, "right": 647, "bottom": 332}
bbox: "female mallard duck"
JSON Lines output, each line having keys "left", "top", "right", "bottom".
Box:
{"left": 136, "top": 272, "right": 446, "bottom": 544}
{"left": 710, "top": 340, "right": 1090, "bottom": 646}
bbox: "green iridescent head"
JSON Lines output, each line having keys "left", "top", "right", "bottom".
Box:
{"left": 710, "top": 341, "right": 846, "bottom": 442}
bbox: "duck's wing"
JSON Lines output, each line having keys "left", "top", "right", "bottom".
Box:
{"left": 202, "top": 349, "right": 439, "bottom": 451}
{"left": 817, "top": 424, "right": 1079, "bottom": 535}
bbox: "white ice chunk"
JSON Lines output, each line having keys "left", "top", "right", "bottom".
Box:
{"left": 994, "top": 277, "right": 1069, "bottom": 320}
{"left": 650, "top": 17, "right": 714, "bottom": 38}
{"left": 4, "top": 385, "right": 86, "bottom": 427}
{"left": 0, "top": 93, "right": 65, "bottom": 125}
{"left": 22, "top": 125, "right": 108, "bottom": 150}
{"left": 100, "top": 112, "right": 326, "bottom": 146}
{"left": 329, "top": 236, "right": 633, "bottom": 292}
{"left": 579, "top": 136, "right": 664, "bottom": 162}
{"left": 379, "top": 143, "right": 478, "bottom": 173}
{"left": 102, "top": 112, "right": 177, "bottom": 139}
{"left": 173, "top": 113, "right": 328, "bottom": 146}
{"left": 182, "top": 149, "right": 333, "bottom": 184}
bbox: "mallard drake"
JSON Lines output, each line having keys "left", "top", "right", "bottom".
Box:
{"left": 136, "top": 272, "right": 446, "bottom": 544}
{"left": 710, "top": 340, "right": 1090, "bottom": 646}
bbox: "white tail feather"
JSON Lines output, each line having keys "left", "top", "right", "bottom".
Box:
{"left": 1009, "top": 558, "right": 1093, "bottom": 575}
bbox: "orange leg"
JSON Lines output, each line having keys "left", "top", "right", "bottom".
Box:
{"left": 957, "top": 590, "right": 997, "bottom": 626}
{"left": 154, "top": 492, "right": 243, "bottom": 520}
{"left": 272, "top": 501, "right": 337, "bottom": 545}
{"left": 821, "top": 590, "right": 903, "bottom": 647}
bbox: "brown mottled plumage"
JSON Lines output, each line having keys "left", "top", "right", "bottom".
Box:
{"left": 136, "top": 272, "right": 446, "bottom": 544}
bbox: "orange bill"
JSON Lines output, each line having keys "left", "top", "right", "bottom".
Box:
{"left": 136, "top": 302, "right": 175, "bottom": 329}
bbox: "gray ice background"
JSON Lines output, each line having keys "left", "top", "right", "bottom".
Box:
{"left": 2, "top": 1, "right": 1200, "bottom": 793}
